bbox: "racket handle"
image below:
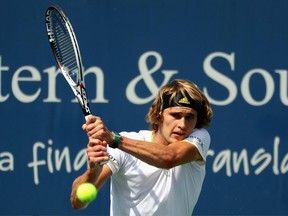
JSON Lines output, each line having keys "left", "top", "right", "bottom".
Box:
{"left": 84, "top": 114, "right": 106, "bottom": 165}
{"left": 100, "top": 161, "right": 107, "bottom": 165}
{"left": 85, "top": 114, "right": 92, "bottom": 121}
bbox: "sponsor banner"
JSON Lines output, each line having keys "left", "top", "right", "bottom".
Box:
{"left": 0, "top": 1, "right": 287, "bottom": 215}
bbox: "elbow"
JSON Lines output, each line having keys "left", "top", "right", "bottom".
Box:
{"left": 71, "top": 206, "right": 85, "bottom": 211}
{"left": 71, "top": 200, "right": 88, "bottom": 210}
{"left": 161, "top": 163, "right": 174, "bottom": 170}
{"left": 70, "top": 193, "right": 88, "bottom": 210}
{"left": 159, "top": 151, "right": 177, "bottom": 169}
{"left": 71, "top": 203, "right": 81, "bottom": 210}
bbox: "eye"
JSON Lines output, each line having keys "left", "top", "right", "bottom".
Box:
{"left": 186, "top": 114, "right": 196, "bottom": 120}
{"left": 171, "top": 113, "right": 182, "bottom": 119}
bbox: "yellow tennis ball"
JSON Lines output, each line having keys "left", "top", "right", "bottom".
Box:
{"left": 76, "top": 183, "right": 97, "bottom": 203}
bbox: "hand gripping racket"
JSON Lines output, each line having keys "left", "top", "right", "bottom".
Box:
{"left": 45, "top": 5, "right": 91, "bottom": 120}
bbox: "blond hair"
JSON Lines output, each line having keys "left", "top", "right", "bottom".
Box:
{"left": 146, "top": 79, "right": 213, "bottom": 131}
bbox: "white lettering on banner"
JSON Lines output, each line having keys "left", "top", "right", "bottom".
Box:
{"left": 208, "top": 136, "right": 288, "bottom": 176}
{"left": 43, "top": 66, "right": 108, "bottom": 103}
{"left": 2, "top": 135, "right": 280, "bottom": 185}
{"left": 81, "top": 66, "right": 108, "bottom": 103}
{"left": 203, "top": 52, "right": 237, "bottom": 106}
{"left": 0, "top": 56, "right": 10, "bottom": 101}
{"left": 126, "top": 51, "right": 178, "bottom": 104}
{"left": 27, "top": 139, "right": 88, "bottom": 185}
{"left": 203, "top": 52, "right": 288, "bottom": 106}
{"left": 241, "top": 68, "right": 274, "bottom": 106}
{"left": 2, "top": 51, "right": 288, "bottom": 106}
{"left": 0, "top": 57, "right": 108, "bottom": 103}
{"left": 0, "top": 152, "right": 14, "bottom": 171}
{"left": 275, "top": 69, "right": 288, "bottom": 105}
{"left": 1, "top": 52, "right": 288, "bottom": 105}
{"left": 42, "top": 66, "right": 62, "bottom": 102}
{"left": 12, "top": 66, "right": 42, "bottom": 103}
{"left": 27, "top": 142, "right": 46, "bottom": 185}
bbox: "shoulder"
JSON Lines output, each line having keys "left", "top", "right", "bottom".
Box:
{"left": 184, "top": 128, "right": 211, "bottom": 165}
{"left": 187, "top": 128, "right": 210, "bottom": 144}
{"left": 120, "top": 130, "right": 153, "bottom": 141}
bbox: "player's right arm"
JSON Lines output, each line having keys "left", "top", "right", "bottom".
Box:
{"left": 70, "top": 139, "right": 112, "bottom": 210}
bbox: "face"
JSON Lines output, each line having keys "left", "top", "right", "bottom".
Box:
{"left": 156, "top": 106, "right": 198, "bottom": 145}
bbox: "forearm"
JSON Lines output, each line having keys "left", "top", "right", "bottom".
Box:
{"left": 118, "top": 136, "right": 178, "bottom": 169}
{"left": 71, "top": 165, "right": 102, "bottom": 210}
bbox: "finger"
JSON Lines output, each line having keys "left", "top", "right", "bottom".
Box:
{"left": 83, "top": 116, "right": 95, "bottom": 131}
{"left": 82, "top": 123, "right": 87, "bottom": 131}
{"left": 87, "top": 149, "right": 108, "bottom": 158}
{"left": 86, "top": 115, "right": 99, "bottom": 125}
{"left": 86, "top": 118, "right": 103, "bottom": 132}
{"left": 102, "top": 140, "right": 108, "bottom": 147}
{"left": 87, "top": 127, "right": 106, "bottom": 139}
{"left": 89, "top": 156, "right": 109, "bottom": 164}
{"left": 87, "top": 150, "right": 109, "bottom": 164}
{"left": 87, "top": 138, "right": 105, "bottom": 147}
{"left": 88, "top": 145, "right": 107, "bottom": 153}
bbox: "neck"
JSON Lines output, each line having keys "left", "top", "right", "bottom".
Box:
{"left": 152, "top": 130, "right": 169, "bottom": 146}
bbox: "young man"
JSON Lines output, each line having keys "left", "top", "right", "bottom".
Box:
{"left": 71, "top": 79, "right": 213, "bottom": 216}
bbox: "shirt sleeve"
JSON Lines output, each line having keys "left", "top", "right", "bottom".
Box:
{"left": 106, "top": 131, "right": 149, "bottom": 174}
{"left": 106, "top": 147, "right": 122, "bottom": 174}
{"left": 184, "top": 128, "right": 211, "bottom": 165}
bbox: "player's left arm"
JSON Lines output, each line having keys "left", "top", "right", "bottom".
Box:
{"left": 84, "top": 116, "right": 207, "bottom": 169}
{"left": 118, "top": 137, "right": 202, "bottom": 169}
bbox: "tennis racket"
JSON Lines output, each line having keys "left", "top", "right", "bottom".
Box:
{"left": 45, "top": 5, "right": 91, "bottom": 120}
{"left": 45, "top": 5, "right": 107, "bottom": 166}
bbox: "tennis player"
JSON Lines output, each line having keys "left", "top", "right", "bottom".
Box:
{"left": 71, "top": 79, "right": 213, "bottom": 216}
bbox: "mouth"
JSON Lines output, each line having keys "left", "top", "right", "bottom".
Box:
{"left": 172, "top": 131, "right": 186, "bottom": 139}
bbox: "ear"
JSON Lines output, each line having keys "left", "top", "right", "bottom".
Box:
{"left": 157, "top": 112, "right": 162, "bottom": 120}
{"left": 157, "top": 112, "right": 164, "bottom": 125}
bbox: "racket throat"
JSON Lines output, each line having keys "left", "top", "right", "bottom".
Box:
{"left": 75, "top": 84, "right": 91, "bottom": 117}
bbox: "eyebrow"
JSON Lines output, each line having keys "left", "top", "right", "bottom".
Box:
{"left": 169, "top": 110, "right": 196, "bottom": 115}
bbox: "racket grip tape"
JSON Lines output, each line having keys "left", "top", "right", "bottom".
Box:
{"left": 85, "top": 114, "right": 92, "bottom": 121}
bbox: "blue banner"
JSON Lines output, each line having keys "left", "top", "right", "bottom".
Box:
{"left": 0, "top": 0, "right": 287, "bottom": 215}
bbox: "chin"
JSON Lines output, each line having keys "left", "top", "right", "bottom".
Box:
{"left": 170, "top": 136, "right": 183, "bottom": 143}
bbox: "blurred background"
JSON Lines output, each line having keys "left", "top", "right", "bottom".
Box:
{"left": 0, "top": 0, "right": 287, "bottom": 215}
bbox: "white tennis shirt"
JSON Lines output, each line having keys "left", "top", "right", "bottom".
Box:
{"left": 106, "top": 128, "right": 210, "bottom": 216}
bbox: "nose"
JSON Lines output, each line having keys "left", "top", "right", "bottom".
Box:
{"left": 177, "top": 117, "right": 186, "bottom": 129}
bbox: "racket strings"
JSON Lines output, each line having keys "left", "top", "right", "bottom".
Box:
{"left": 51, "top": 12, "right": 79, "bottom": 83}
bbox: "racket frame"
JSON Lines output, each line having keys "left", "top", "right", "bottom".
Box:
{"left": 45, "top": 5, "right": 92, "bottom": 120}
{"left": 46, "top": 5, "right": 107, "bottom": 165}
